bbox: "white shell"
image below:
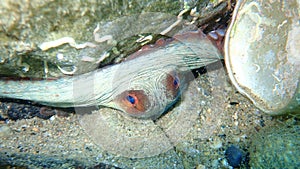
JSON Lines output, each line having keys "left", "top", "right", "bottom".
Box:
{"left": 225, "top": 0, "right": 300, "bottom": 115}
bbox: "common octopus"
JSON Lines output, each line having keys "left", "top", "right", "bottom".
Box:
{"left": 0, "top": 30, "right": 222, "bottom": 120}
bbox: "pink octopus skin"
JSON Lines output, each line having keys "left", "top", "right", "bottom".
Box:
{"left": 0, "top": 30, "right": 222, "bottom": 119}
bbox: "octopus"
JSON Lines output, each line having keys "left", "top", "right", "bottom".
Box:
{"left": 0, "top": 30, "right": 222, "bottom": 120}
{"left": 0, "top": 10, "right": 226, "bottom": 157}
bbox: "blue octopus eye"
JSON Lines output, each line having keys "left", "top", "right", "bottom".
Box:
{"left": 126, "top": 95, "right": 136, "bottom": 104}
{"left": 173, "top": 76, "right": 179, "bottom": 88}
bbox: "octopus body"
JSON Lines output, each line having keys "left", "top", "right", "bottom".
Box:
{"left": 0, "top": 30, "right": 222, "bottom": 119}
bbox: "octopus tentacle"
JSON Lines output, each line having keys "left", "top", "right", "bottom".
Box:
{"left": 0, "top": 30, "right": 222, "bottom": 119}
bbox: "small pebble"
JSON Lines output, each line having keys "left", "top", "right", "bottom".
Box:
{"left": 56, "top": 53, "right": 64, "bottom": 60}
{"left": 210, "top": 137, "right": 223, "bottom": 149}
{"left": 211, "top": 159, "right": 219, "bottom": 168}
{"left": 0, "top": 125, "right": 12, "bottom": 137}
{"left": 225, "top": 145, "right": 244, "bottom": 167}
{"left": 32, "top": 127, "right": 39, "bottom": 132}
{"left": 196, "top": 164, "right": 206, "bottom": 169}
{"left": 49, "top": 116, "right": 56, "bottom": 121}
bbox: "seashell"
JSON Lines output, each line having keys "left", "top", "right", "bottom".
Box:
{"left": 225, "top": 0, "right": 300, "bottom": 115}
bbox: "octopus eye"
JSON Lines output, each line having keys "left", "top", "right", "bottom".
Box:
{"left": 116, "top": 90, "right": 150, "bottom": 116}
{"left": 173, "top": 76, "right": 180, "bottom": 89}
{"left": 126, "top": 94, "right": 137, "bottom": 104}
{"left": 166, "top": 72, "right": 181, "bottom": 98}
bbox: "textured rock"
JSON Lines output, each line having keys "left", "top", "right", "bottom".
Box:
{"left": 249, "top": 122, "right": 300, "bottom": 168}
{"left": 225, "top": 145, "right": 244, "bottom": 167}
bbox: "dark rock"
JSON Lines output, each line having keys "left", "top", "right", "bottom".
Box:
{"left": 225, "top": 145, "right": 244, "bottom": 168}
{"left": 0, "top": 98, "right": 73, "bottom": 120}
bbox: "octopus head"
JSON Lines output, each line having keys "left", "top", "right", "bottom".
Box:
{"left": 114, "top": 67, "right": 190, "bottom": 119}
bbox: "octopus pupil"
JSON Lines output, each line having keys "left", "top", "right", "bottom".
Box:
{"left": 173, "top": 77, "right": 179, "bottom": 87}
{"left": 126, "top": 95, "right": 135, "bottom": 104}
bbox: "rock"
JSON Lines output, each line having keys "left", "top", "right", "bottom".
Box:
{"left": 249, "top": 122, "right": 300, "bottom": 168}
{"left": 210, "top": 137, "right": 223, "bottom": 149}
{"left": 0, "top": 125, "right": 12, "bottom": 137}
{"left": 225, "top": 145, "right": 244, "bottom": 168}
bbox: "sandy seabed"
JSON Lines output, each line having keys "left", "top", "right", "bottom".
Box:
{"left": 0, "top": 65, "right": 284, "bottom": 168}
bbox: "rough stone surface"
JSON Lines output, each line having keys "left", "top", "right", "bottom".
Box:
{"left": 249, "top": 121, "right": 300, "bottom": 169}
